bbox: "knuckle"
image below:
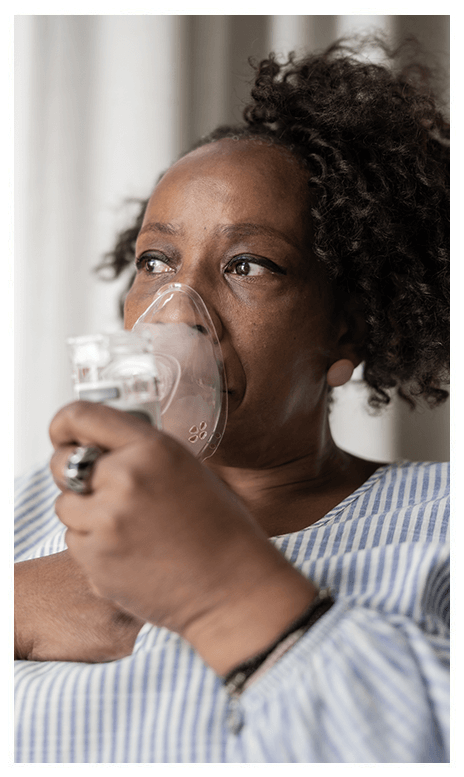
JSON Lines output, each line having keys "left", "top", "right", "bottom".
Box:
{"left": 49, "top": 400, "right": 91, "bottom": 440}
{"left": 105, "top": 458, "right": 139, "bottom": 497}
{"left": 93, "top": 498, "right": 128, "bottom": 546}
{"left": 145, "top": 430, "right": 187, "bottom": 466}
{"left": 131, "top": 435, "right": 188, "bottom": 486}
{"left": 49, "top": 450, "right": 61, "bottom": 482}
{"left": 54, "top": 492, "right": 65, "bottom": 518}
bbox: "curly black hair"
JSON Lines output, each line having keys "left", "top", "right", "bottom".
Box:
{"left": 97, "top": 35, "right": 449, "bottom": 410}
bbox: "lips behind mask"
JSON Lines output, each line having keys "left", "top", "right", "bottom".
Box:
{"left": 132, "top": 283, "right": 228, "bottom": 461}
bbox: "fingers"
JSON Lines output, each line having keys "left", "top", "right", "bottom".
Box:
{"left": 49, "top": 400, "right": 158, "bottom": 452}
{"left": 55, "top": 492, "right": 92, "bottom": 534}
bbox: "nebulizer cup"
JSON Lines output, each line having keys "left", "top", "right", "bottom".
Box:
{"left": 67, "top": 330, "right": 163, "bottom": 427}
{"left": 131, "top": 283, "right": 228, "bottom": 461}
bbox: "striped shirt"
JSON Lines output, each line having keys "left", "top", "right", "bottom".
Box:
{"left": 14, "top": 460, "right": 450, "bottom": 763}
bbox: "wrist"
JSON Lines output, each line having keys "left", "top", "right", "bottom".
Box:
{"left": 223, "top": 588, "right": 334, "bottom": 695}
{"left": 183, "top": 547, "right": 318, "bottom": 675}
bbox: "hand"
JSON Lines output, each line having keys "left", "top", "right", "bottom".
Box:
{"left": 14, "top": 550, "right": 145, "bottom": 662}
{"left": 50, "top": 401, "right": 317, "bottom": 674}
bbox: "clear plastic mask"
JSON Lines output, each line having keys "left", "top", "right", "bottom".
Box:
{"left": 132, "top": 283, "right": 228, "bottom": 461}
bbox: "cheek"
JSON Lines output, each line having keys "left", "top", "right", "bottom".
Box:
{"left": 123, "top": 285, "right": 149, "bottom": 330}
{"left": 123, "top": 303, "right": 135, "bottom": 331}
{"left": 244, "top": 326, "right": 329, "bottom": 401}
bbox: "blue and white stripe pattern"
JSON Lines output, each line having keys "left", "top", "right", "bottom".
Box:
{"left": 14, "top": 460, "right": 449, "bottom": 763}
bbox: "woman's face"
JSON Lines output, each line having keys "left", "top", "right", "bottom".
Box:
{"left": 125, "top": 139, "right": 345, "bottom": 466}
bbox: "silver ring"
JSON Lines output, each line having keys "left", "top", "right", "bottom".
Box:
{"left": 63, "top": 445, "right": 102, "bottom": 494}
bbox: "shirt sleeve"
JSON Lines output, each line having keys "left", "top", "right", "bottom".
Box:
{"left": 225, "top": 541, "right": 449, "bottom": 763}
{"left": 15, "top": 462, "right": 66, "bottom": 561}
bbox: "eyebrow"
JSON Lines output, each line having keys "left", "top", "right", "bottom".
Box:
{"left": 138, "top": 221, "right": 184, "bottom": 238}
{"left": 216, "top": 223, "right": 301, "bottom": 251}
{"left": 138, "top": 220, "right": 301, "bottom": 251}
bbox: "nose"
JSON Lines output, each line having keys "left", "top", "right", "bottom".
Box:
{"left": 153, "top": 289, "right": 207, "bottom": 334}
{"left": 167, "top": 255, "right": 227, "bottom": 342}
{"left": 133, "top": 282, "right": 223, "bottom": 345}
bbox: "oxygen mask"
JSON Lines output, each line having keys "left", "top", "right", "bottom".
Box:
{"left": 132, "top": 283, "right": 228, "bottom": 460}
{"left": 67, "top": 284, "right": 227, "bottom": 461}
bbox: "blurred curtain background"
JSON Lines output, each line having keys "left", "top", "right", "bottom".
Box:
{"left": 15, "top": 14, "right": 450, "bottom": 475}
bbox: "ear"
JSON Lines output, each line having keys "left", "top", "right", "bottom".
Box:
{"left": 327, "top": 295, "right": 367, "bottom": 386}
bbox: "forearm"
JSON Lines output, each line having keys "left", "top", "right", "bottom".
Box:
{"left": 14, "top": 551, "right": 144, "bottom": 663}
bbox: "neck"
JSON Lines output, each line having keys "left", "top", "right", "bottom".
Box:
{"left": 206, "top": 427, "right": 377, "bottom": 537}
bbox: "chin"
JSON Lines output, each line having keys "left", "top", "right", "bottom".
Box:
{"left": 205, "top": 420, "right": 278, "bottom": 470}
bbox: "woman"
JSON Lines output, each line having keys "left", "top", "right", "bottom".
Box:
{"left": 15, "top": 38, "right": 449, "bottom": 763}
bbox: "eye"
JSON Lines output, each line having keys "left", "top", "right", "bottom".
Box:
{"left": 231, "top": 259, "right": 265, "bottom": 277}
{"left": 135, "top": 253, "right": 173, "bottom": 275}
{"left": 226, "top": 255, "right": 285, "bottom": 278}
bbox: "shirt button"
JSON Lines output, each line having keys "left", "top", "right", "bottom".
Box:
{"left": 227, "top": 698, "right": 244, "bottom": 735}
